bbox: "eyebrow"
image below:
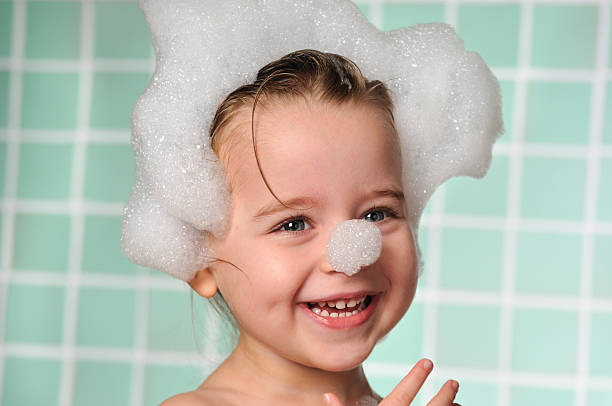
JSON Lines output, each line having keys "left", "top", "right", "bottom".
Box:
{"left": 253, "top": 197, "right": 318, "bottom": 220}
{"left": 367, "top": 188, "right": 405, "bottom": 202}
{"left": 253, "top": 188, "right": 404, "bottom": 220}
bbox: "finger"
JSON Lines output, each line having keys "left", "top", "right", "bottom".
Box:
{"left": 323, "top": 392, "right": 343, "bottom": 406}
{"left": 380, "top": 358, "right": 433, "bottom": 405}
{"left": 426, "top": 380, "right": 459, "bottom": 406}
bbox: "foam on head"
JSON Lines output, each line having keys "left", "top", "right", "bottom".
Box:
{"left": 121, "top": 0, "right": 503, "bottom": 281}
{"left": 326, "top": 220, "right": 382, "bottom": 276}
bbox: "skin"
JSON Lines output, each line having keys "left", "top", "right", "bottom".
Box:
{"left": 163, "top": 99, "right": 459, "bottom": 406}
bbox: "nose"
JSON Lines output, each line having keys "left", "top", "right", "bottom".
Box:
{"left": 325, "top": 219, "right": 382, "bottom": 276}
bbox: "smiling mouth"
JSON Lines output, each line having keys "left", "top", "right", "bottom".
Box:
{"left": 306, "top": 295, "right": 373, "bottom": 318}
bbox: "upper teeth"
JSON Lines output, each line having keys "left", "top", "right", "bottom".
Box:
{"left": 313, "top": 296, "right": 366, "bottom": 309}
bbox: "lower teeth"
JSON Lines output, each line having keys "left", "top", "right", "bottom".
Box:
{"left": 309, "top": 296, "right": 370, "bottom": 317}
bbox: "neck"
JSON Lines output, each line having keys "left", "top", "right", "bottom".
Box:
{"left": 208, "top": 333, "right": 378, "bottom": 405}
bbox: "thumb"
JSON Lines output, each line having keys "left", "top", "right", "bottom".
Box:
{"left": 323, "top": 392, "right": 343, "bottom": 406}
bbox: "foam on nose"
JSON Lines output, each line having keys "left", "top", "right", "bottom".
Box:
{"left": 325, "top": 219, "right": 382, "bottom": 276}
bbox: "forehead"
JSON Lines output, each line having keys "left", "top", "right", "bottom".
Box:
{"left": 221, "top": 99, "right": 402, "bottom": 200}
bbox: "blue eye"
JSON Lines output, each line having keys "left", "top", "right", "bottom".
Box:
{"left": 364, "top": 209, "right": 387, "bottom": 222}
{"left": 277, "top": 217, "right": 311, "bottom": 232}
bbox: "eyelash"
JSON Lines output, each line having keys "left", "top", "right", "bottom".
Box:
{"left": 272, "top": 207, "right": 399, "bottom": 234}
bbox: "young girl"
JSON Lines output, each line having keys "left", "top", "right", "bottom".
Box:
{"left": 159, "top": 50, "right": 462, "bottom": 406}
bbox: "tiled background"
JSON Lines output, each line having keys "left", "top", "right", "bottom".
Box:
{"left": 0, "top": 0, "right": 610, "bottom": 405}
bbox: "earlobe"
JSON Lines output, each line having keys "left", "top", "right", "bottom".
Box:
{"left": 188, "top": 267, "right": 219, "bottom": 298}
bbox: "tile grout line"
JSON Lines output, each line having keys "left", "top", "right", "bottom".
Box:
{"left": 497, "top": 1, "right": 533, "bottom": 405}
{"left": 0, "top": 0, "right": 26, "bottom": 401}
{"left": 576, "top": 1, "right": 610, "bottom": 405}
{"left": 129, "top": 271, "right": 149, "bottom": 406}
{"left": 419, "top": 173, "right": 445, "bottom": 395}
{"left": 57, "top": 0, "right": 94, "bottom": 405}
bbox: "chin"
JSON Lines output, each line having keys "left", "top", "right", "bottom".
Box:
{"left": 310, "top": 347, "right": 372, "bottom": 372}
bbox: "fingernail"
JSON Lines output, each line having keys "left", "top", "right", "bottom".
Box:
{"left": 422, "top": 359, "right": 433, "bottom": 371}
{"left": 451, "top": 380, "right": 459, "bottom": 391}
{"left": 323, "top": 393, "right": 333, "bottom": 405}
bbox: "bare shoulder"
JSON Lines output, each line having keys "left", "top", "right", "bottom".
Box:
{"left": 160, "top": 388, "right": 235, "bottom": 406}
{"left": 160, "top": 391, "right": 210, "bottom": 406}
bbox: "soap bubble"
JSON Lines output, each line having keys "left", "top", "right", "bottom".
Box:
{"left": 326, "top": 220, "right": 383, "bottom": 276}
{"left": 121, "top": 0, "right": 503, "bottom": 281}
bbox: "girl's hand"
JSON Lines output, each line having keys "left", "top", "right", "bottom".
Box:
{"left": 322, "top": 359, "right": 461, "bottom": 406}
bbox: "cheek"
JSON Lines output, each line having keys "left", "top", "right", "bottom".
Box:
{"left": 383, "top": 227, "right": 418, "bottom": 291}
{"left": 214, "top": 244, "right": 303, "bottom": 309}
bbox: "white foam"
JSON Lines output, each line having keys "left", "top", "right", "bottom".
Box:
{"left": 121, "top": 0, "right": 503, "bottom": 281}
{"left": 326, "top": 220, "right": 383, "bottom": 276}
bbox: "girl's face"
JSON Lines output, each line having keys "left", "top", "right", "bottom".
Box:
{"left": 208, "top": 99, "right": 418, "bottom": 371}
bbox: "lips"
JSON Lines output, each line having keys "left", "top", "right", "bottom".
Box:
{"left": 299, "top": 294, "right": 379, "bottom": 329}
{"left": 306, "top": 295, "right": 371, "bottom": 317}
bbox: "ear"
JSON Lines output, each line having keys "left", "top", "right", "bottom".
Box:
{"left": 188, "top": 267, "right": 218, "bottom": 298}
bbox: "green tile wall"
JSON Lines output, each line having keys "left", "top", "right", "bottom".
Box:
{"left": 1, "top": 2, "right": 610, "bottom": 406}
{"left": 5, "top": 284, "right": 65, "bottom": 344}
{"left": 90, "top": 72, "right": 150, "bottom": 129}
{"left": 0, "top": 2, "right": 12, "bottom": 57}
{"left": 454, "top": 382, "right": 498, "bottom": 406}
{"left": 593, "top": 235, "right": 612, "bottom": 299}
{"left": 525, "top": 81, "right": 591, "bottom": 144}
{"left": 521, "top": 157, "right": 586, "bottom": 220}
{"left": 444, "top": 156, "right": 509, "bottom": 217}
{"left": 17, "top": 143, "right": 73, "bottom": 200}
{"left": 0, "top": 141, "right": 6, "bottom": 196}
{"left": 12, "top": 213, "right": 71, "bottom": 271}
{"left": 605, "top": 81, "right": 612, "bottom": 144}
{"left": 147, "top": 289, "right": 200, "bottom": 352}
{"left": 440, "top": 228, "right": 504, "bottom": 291}
{"left": 510, "top": 386, "right": 575, "bottom": 406}
{"left": 82, "top": 215, "right": 138, "bottom": 275}
{"left": 0, "top": 70, "right": 8, "bottom": 128}
{"left": 25, "top": 2, "right": 81, "bottom": 60}
{"left": 589, "top": 390, "right": 612, "bottom": 406}
{"left": 369, "top": 303, "right": 424, "bottom": 363}
{"left": 143, "top": 364, "right": 208, "bottom": 406}
{"left": 94, "top": 2, "right": 152, "bottom": 59}
{"left": 76, "top": 287, "right": 136, "bottom": 347}
{"left": 599, "top": 158, "right": 612, "bottom": 221}
{"left": 515, "top": 231, "right": 582, "bottom": 296}
{"left": 531, "top": 5, "right": 598, "bottom": 69}
{"left": 457, "top": 4, "right": 520, "bottom": 68}
{"left": 512, "top": 309, "right": 578, "bottom": 374}
{"left": 2, "top": 357, "right": 62, "bottom": 406}
{"left": 382, "top": 3, "right": 445, "bottom": 30}
{"left": 83, "top": 144, "right": 135, "bottom": 202}
{"left": 590, "top": 312, "right": 612, "bottom": 377}
{"left": 21, "top": 72, "right": 80, "bottom": 129}
{"left": 437, "top": 305, "right": 500, "bottom": 369}
{"left": 73, "top": 361, "right": 132, "bottom": 406}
